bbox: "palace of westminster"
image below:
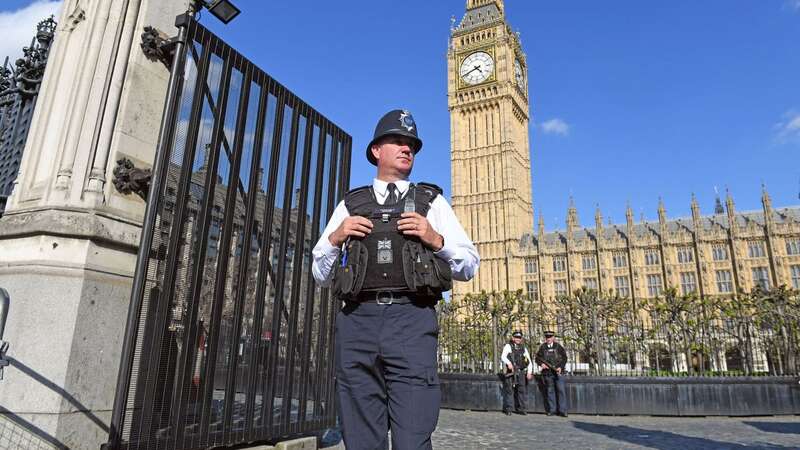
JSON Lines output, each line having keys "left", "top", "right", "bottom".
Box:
{"left": 448, "top": 0, "right": 800, "bottom": 302}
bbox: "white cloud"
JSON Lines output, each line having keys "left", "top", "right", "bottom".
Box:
{"left": 787, "top": 0, "right": 800, "bottom": 12}
{"left": 539, "top": 118, "right": 570, "bottom": 136}
{"left": 0, "top": 1, "right": 62, "bottom": 65}
{"left": 774, "top": 110, "right": 800, "bottom": 143}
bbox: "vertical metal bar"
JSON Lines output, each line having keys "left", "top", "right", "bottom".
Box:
{"left": 174, "top": 29, "right": 231, "bottom": 450}
{"left": 165, "top": 24, "right": 216, "bottom": 449}
{"left": 220, "top": 61, "right": 256, "bottom": 443}
{"left": 222, "top": 68, "right": 265, "bottom": 444}
{"left": 311, "top": 126, "right": 334, "bottom": 423}
{"left": 261, "top": 87, "right": 291, "bottom": 433}
{"left": 195, "top": 46, "right": 235, "bottom": 446}
{"left": 315, "top": 125, "right": 339, "bottom": 423}
{"left": 248, "top": 80, "right": 283, "bottom": 440}
{"left": 321, "top": 132, "right": 346, "bottom": 425}
{"left": 282, "top": 105, "right": 314, "bottom": 434}
{"left": 134, "top": 22, "right": 209, "bottom": 443}
{"left": 297, "top": 113, "right": 326, "bottom": 427}
{"left": 245, "top": 79, "right": 280, "bottom": 441}
{"left": 266, "top": 100, "right": 301, "bottom": 434}
{"left": 104, "top": 14, "right": 190, "bottom": 450}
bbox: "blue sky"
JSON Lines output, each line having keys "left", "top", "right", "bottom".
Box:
{"left": 4, "top": 0, "right": 800, "bottom": 230}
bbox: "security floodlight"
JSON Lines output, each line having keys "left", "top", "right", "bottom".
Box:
{"left": 206, "top": 0, "right": 241, "bottom": 24}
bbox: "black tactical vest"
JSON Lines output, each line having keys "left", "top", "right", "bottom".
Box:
{"left": 511, "top": 343, "right": 529, "bottom": 369}
{"left": 332, "top": 182, "right": 453, "bottom": 300}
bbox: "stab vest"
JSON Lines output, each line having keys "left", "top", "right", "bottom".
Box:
{"left": 332, "top": 182, "right": 453, "bottom": 300}
{"left": 511, "top": 343, "right": 529, "bottom": 369}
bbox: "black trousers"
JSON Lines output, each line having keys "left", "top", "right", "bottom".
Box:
{"left": 543, "top": 371, "right": 568, "bottom": 414}
{"left": 502, "top": 371, "right": 527, "bottom": 412}
{"left": 335, "top": 301, "right": 440, "bottom": 450}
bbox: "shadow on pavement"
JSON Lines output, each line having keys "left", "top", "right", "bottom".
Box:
{"left": 743, "top": 421, "right": 800, "bottom": 435}
{"left": 571, "top": 421, "right": 796, "bottom": 450}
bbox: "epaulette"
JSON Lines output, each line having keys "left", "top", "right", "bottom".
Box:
{"left": 416, "top": 182, "right": 443, "bottom": 200}
{"left": 344, "top": 185, "right": 374, "bottom": 213}
{"left": 345, "top": 185, "right": 371, "bottom": 196}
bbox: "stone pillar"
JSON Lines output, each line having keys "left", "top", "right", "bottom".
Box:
{"left": 0, "top": 0, "right": 190, "bottom": 448}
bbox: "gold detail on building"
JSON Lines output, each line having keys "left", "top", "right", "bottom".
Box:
{"left": 449, "top": 0, "right": 533, "bottom": 301}
{"left": 448, "top": 4, "right": 800, "bottom": 301}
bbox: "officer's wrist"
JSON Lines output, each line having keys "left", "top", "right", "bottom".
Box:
{"left": 432, "top": 234, "right": 444, "bottom": 252}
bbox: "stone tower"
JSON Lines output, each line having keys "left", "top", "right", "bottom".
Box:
{"left": 448, "top": 0, "right": 533, "bottom": 298}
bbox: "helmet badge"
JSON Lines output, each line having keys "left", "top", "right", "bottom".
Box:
{"left": 399, "top": 110, "right": 415, "bottom": 132}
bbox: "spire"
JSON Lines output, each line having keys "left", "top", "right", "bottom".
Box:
{"left": 537, "top": 213, "right": 545, "bottom": 238}
{"left": 566, "top": 196, "right": 578, "bottom": 232}
{"left": 726, "top": 188, "right": 737, "bottom": 235}
{"left": 467, "top": 0, "right": 504, "bottom": 13}
{"left": 762, "top": 183, "right": 774, "bottom": 229}
{"left": 691, "top": 193, "right": 701, "bottom": 224}
{"left": 714, "top": 186, "right": 724, "bottom": 215}
{"left": 626, "top": 202, "right": 634, "bottom": 230}
{"left": 595, "top": 204, "right": 603, "bottom": 230}
{"left": 657, "top": 197, "right": 666, "bottom": 225}
{"left": 725, "top": 188, "right": 735, "bottom": 214}
{"left": 761, "top": 183, "right": 772, "bottom": 211}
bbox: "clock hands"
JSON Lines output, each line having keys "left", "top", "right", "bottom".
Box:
{"left": 462, "top": 65, "right": 483, "bottom": 77}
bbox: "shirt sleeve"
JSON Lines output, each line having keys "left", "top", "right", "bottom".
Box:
{"left": 500, "top": 344, "right": 512, "bottom": 367}
{"left": 427, "top": 195, "right": 480, "bottom": 282}
{"left": 311, "top": 200, "right": 349, "bottom": 286}
{"left": 524, "top": 348, "right": 534, "bottom": 374}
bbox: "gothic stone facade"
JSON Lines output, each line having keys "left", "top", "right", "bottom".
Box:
{"left": 520, "top": 191, "right": 800, "bottom": 302}
{"left": 447, "top": 1, "right": 800, "bottom": 300}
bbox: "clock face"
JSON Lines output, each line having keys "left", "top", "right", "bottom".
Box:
{"left": 460, "top": 51, "right": 495, "bottom": 85}
{"left": 514, "top": 59, "right": 525, "bottom": 88}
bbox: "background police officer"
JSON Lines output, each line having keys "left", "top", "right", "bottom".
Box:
{"left": 500, "top": 330, "right": 533, "bottom": 415}
{"left": 312, "top": 109, "right": 479, "bottom": 450}
{"left": 535, "top": 330, "right": 569, "bottom": 417}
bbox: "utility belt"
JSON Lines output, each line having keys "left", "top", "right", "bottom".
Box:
{"left": 349, "top": 291, "right": 437, "bottom": 306}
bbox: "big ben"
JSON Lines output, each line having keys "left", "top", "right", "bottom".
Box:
{"left": 449, "top": 0, "right": 534, "bottom": 299}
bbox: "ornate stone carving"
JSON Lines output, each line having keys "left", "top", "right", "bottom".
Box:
{"left": 140, "top": 26, "right": 179, "bottom": 67}
{"left": 65, "top": 1, "right": 86, "bottom": 32}
{"left": 112, "top": 158, "right": 151, "bottom": 200}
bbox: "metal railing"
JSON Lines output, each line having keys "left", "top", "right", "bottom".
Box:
{"left": 0, "top": 16, "right": 56, "bottom": 216}
{"left": 106, "top": 14, "right": 351, "bottom": 450}
{"left": 438, "top": 292, "right": 800, "bottom": 377}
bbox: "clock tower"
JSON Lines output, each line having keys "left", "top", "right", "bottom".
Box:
{"left": 448, "top": 0, "right": 533, "bottom": 299}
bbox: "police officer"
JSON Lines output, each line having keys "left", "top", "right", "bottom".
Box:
{"left": 500, "top": 330, "right": 533, "bottom": 415}
{"left": 312, "top": 109, "right": 479, "bottom": 450}
{"left": 535, "top": 330, "right": 568, "bottom": 417}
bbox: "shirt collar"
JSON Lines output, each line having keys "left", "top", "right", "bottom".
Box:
{"left": 373, "top": 178, "right": 410, "bottom": 202}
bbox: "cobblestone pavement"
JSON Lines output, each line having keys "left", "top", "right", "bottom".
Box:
{"left": 432, "top": 409, "right": 800, "bottom": 450}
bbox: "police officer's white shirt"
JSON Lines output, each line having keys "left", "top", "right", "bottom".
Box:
{"left": 501, "top": 343, "right": 533, "bottom": 375}
{"left": 311, "top": 178, "right": 480, "bottom": 286}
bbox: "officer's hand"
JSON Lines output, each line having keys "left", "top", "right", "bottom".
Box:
{"left": 539, "top": 365, "right": 547, "bottom": 371}
{"left": 506, "top": 363, "right": 513, "bottom": 370}
{"left": 527, "top": 373, "right": 533, "bottom": 381}
{"left": 398, "top": 212, "right": 444, "bottom": 251}
{"left": 556, "top": 368, "right": 562, "bottom": 374}
{"left": 329, "top": 216, "right": 373, "bottom": 247}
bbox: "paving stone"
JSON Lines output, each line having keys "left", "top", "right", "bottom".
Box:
{"left": 432, "top": 409, "right": 800, "bottom": 450}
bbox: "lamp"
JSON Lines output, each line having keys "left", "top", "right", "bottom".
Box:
{"left": 204, "top": 0, "right": 241, "bottom": 24}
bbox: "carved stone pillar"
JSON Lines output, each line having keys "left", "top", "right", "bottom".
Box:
{"left": 0, "top": 0, "right": 190, "bottom": 448}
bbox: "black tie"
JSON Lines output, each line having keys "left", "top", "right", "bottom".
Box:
{"left": 386, "top": 183, "right": 398, "bottom": 205}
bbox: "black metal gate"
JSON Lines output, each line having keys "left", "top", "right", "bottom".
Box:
{"left": 106, "top": 15, "right": 351, "bottom": 450}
